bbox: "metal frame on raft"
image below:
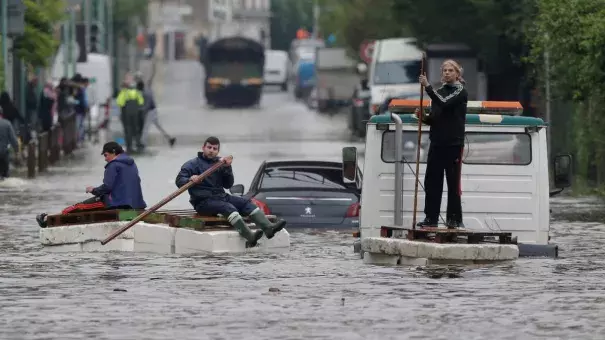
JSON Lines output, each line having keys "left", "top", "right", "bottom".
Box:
{"left": 384, "top": 102, "right": 519, "bottom": 246}
{"left": 44, "top": 209, "right": 277, "bottom": 231}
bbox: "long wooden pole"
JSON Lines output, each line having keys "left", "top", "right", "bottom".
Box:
{"left": 100, "top": 158, "right": 228, "bottom": 245}
{"left": 412, "top": 53, "right": 427, "bottom": 231}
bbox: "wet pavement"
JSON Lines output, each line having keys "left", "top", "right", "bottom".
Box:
{"left": 1, "top": 61, "right": 604, "bottom": 340}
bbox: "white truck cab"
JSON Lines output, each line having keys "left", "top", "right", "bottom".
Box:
{"left": 343, "top": 100, "right": 572, "bottom": 258}
{"left": 367, "top": 38, "right": 423, "bottom": 115}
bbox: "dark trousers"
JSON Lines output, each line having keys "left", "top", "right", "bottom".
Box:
{"left": 194, "top": 195, "right": 257, "bottom": 217}
{"left": 121, "top": 112, "right": 143, "bottom": 151}
{"left": 0, "top": 153, "right": 9, "bottom": 178}
{"left": 423, "top": 144, "right": 464, "bottom": 222}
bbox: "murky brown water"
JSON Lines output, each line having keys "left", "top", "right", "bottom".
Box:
{"left": 0, "top": 61, "right": 602, "bottom": 340}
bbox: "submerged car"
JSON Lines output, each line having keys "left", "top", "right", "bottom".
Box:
{"left": 229, "top": 160, "right": 362, "bottom": 229}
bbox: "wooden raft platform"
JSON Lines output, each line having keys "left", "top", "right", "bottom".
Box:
{"left": 380, "top": 225, "right": 517, "bottom": 245}
{"left": 45, "top": 209, "right": 277, "bottom": 231}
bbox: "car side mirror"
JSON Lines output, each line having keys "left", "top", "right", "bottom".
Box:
{"left": 342, "top": 147, "right": 358, "bottom": 183}
{"left": 230, "top": 184, "right": 245, "bottom": 196}
{"left": 553, "top": 154, "right": 572, "bottom": 188}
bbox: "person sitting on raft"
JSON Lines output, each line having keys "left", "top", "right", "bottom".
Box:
{"left": 36, "top": 141, "right": 147, "bottom": 228}
{"left": 175, "top": 136, "right": 286, "bottom": 247}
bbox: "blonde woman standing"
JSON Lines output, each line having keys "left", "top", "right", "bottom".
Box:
{"left": 415, "top": 59, "right": 468, "bottom": 229}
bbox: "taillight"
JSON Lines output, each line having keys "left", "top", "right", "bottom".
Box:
{"left": 353, "top": 99, "right": 364, "bottom": 107}
{"left": 345, "top": 202, "right": 360, "bottom": 217}
{"left": 251, "top": 198, "right": 271, "bottom": 215}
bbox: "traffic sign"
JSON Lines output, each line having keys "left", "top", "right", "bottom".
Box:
{"left": 359, "top": 40, "right": 375, "bottom": 64}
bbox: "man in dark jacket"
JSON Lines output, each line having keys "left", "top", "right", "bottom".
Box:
{"left": 35, "top": 141, "right": 147, "bottom": 227}
{"left": 0, "top": 108, "right": 19, "bottom": 179}
{"left": 415, "top": 59, "right": 468, "bottom": 229}
{"left": 175, "top": 136, "right": 286, "bottom": 247}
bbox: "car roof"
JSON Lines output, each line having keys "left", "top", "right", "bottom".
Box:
{"left": 263, "top": 160, "right": 343, "bottom": 169}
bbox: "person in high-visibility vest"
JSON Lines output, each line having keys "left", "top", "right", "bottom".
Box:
{"left": 115, "top": 74, "right": 145, "bottom": 153}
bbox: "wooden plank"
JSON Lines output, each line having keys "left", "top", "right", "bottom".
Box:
{"left": 46, "top": 208, "right": 279, "bottom": 229}
{"left": 46, "top": 210, "right": 120, "bottom": 227}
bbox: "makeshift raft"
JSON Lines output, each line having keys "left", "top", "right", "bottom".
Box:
{"left": 39, "top": 209, "right": 290, "bottom": 254}
{"left": 360, "top": 225, "right": 519, "bottom": 266}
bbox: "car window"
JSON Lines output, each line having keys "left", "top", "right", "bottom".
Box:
{"left": 259, "top": 167, "right": 348, "bottom": 190}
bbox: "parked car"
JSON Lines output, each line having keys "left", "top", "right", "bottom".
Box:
{"left": 229, "top": 160, "right": 362, "bottom": 229}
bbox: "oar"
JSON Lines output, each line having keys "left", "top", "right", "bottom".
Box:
{"left": 412, "top": 53, "right": 427, "bottom": 231}
{"left": 100, "top": 157, "right": 229, "bottom": 245}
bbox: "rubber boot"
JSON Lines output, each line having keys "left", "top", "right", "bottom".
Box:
{"left": 36, "top": 213, "right": 48, "bottom": 228}
{"left": 248, "top": 208, "right": 286, "bottom": 239}
{"left": 228, "top": 212, "right": 263, "bottom": 248}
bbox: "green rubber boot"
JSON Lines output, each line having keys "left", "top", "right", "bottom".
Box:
{"left": 228, "top": 212, "right": 263, "bottom": 248}
{"left": 249, "top": 208, "right": 286, "bottom": 239}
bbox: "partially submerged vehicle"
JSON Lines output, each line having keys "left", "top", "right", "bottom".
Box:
{"left": 203, "top": 37, "right": 265, "bottom": 107}
{"left": 39, "top": 209, "right": 290, "bottom": 254}
{"left": 343, "top": 100, "right": 572, "bottom": 262}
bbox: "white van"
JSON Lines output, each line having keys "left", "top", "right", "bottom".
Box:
{"left": 343, "top": 100, "right": 573, "bottom": 259}
{"left": 264, "top": 50, "right": 289, "bottom": 91}
{"left": 367, "top": 37, "right": 423, "bottom": 115}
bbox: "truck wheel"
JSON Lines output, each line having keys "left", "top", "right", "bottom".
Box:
{"left": 281, "top": 82, "right": 288, "bottom": 92}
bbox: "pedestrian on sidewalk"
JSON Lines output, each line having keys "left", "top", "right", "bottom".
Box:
{"left": 0, "top": 108, "right": 19, "bottom": 179}
{"left": 38, "top": 80, "right": 57, "bottom": 133}
{"left": 137, "top": 79, "right": 176, "bottom": 148}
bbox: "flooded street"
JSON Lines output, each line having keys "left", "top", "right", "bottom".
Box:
{"left": 1, "top": 61, "right": 605, "bottom": 340}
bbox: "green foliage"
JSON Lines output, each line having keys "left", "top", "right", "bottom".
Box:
{"left": 113, "top": 0, "right": 148, "bottom": 41}
{"left": 270, "top": 0, "right": 315, "bottom": 50}
{"left": 525, "top": 0, "right": 605, "bottom": 189}
{"left": 13, "top": 0, "right": 66, "bottom": 67}
{"left": 318, "top": 0, "right": 407, "bottom": 57}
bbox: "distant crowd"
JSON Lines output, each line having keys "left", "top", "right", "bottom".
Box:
{"left": 0, "top": 73, "right": 93, "bottom": 147}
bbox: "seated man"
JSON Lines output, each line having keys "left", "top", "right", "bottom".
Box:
{"left": 36, "top": 141, "right": 147, "bottom": 227}
{"left": 175, "top": 136, "right": 285, "bottom": 247}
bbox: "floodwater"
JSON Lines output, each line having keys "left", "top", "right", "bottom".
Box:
{"left": 1, "top": 61, "right": 604, "bottom": 340}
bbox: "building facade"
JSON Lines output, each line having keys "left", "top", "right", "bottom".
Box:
{"left": 148, "top": 0, "right": 271, "bottom": 60}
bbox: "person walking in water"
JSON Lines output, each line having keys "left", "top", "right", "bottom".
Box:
{"left": 116, "top": 74, "right": 145, "bottom": 153}
{"left": 415, "top": 59, "right": 468, "bottom": 229}
{"left": 137, "top": 79, "right": 176, "bottom": 148}
{"left": 0, "top": 108, "right": 19, "bottom": 179}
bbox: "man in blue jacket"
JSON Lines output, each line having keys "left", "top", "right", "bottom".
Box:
{"left": 35, "top": 141, "right": 147, "bottom": 228}
{"left": 175, "top": 136, "right": 286, "bottom": 247}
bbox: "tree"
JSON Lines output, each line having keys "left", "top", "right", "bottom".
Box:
{"left": 525, "top": 0, "right": 605, "bottom": 190}
{"left": 13, "top": 0, "right": 66, "bottom": 67}
{"left": 113, "top": 0, "right": 148, "bottom": 42}
{"left": 270, "top": 0, "right": 315, "bottom": 51}
{"left": 318, "top": 0, "right": 407, "bottom": 59}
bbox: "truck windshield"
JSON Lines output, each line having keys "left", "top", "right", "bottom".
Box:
{"left": 381, "top": 131, "right": 532, "bottom": 165}
{"left": 373, "top": 60, "right": 422, "bottom": 85}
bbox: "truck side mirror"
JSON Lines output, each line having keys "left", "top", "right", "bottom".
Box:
{"left": 553, "top": 154, "right": 572, "bottom": 188}
{"left": 356, "top": 63, "right": 367, "bottom": 75}
{"left": 342, "top": 147, "right": 357, "bottom": 183}
{"left": 230, "top": 184, "right": 245, "bottom": 196}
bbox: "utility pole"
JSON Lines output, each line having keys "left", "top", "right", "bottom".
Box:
{"left": 84, "top": 0, "right": 91, "bottom": 52}
{"left": 98, "top": 0, "right": 105, "bottom": 51}
{"left": 544, "top": 35, "right": 552, "bottom": 163}
{"left": 312, "top": 0, "right": 319, "bottom": 39}
{"left": 1, "top": 0, "right": 7, "bottom": 91}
